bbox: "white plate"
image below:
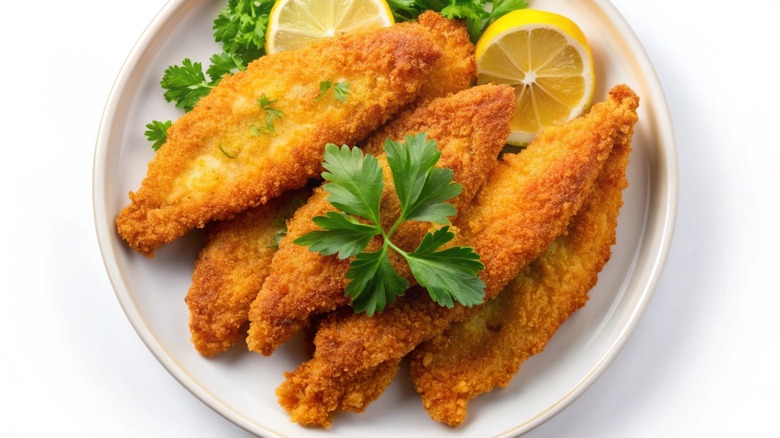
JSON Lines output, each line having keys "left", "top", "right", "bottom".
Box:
{"left": 93, "top": 0, "right": 677, "bottom": 436}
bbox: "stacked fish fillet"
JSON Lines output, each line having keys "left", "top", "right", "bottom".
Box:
{"left": 115, "top": 11, "right": 639, "bottom": 429}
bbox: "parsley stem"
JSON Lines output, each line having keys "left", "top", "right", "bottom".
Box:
{"left": 384, "top": 214, "right": 408, "bottom": 241}
{"left": 190, "top": 81, "right": 214, "bottom": 91}
{"left": 383, "top": 236, "right": 409, "bottom": 259}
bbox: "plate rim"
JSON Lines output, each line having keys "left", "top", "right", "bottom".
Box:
{"left": 92, "top": 0, "right": 679, "bottom": 436}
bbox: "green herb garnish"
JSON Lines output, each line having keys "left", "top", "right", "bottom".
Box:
{"left": 160, "top": 59, "right": 214, "bottom": 112}
{"left": 317, "top": 80, "right": 351, "bottom": 103}
{"left": 213, "top": 0, "right": 275, "bottom": 65}
{"left": 206, "top": 52, "right": 247, "bottom": 81}
{"left": 294, "top": 133, "right": 485, "bottom": 315}
{"left": 257, "top": 94, "right": 285, "bottom": 133}
{"left": 144, "top": 120, "right": 172, "bottom": 151}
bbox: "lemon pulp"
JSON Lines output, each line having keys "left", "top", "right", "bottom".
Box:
{"left": 476, "top": 10, "right": 595, "bottom": 144}
{"left": 266, "top": 0, "right": 394, "bottom": 54}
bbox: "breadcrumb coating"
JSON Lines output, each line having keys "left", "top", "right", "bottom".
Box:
{"left": 115, "top": 20, "right": 442, "bottom": 256}
{"left": 409, "top": 97, "right": 637, "bottom": 425}
{"left": 275, "top": 85, "right": 640, "bottom": 428}
{"left": 415, "top": 11, "right": 476, "bottom": 99}
{"left": 183, "top": 12, "right": 477, "bottom": 357}
{"left": 184, "top": 189, "right": 309, "bottom": 356}
{"left": 246, "top": 84, "right": 515, "bottom": 355}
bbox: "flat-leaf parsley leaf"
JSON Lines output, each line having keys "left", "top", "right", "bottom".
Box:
{"left": 206, "top": 52, "right": 246, "bottom": 81}
{"left": 160, "top": 59, "right": 214, "bottom": 112}
{"left": 316, "top": 80, "right": 351, "bottom": 103}
{"left": 144, "top": 120, "right": 172, "bottom": 151}
{"left": 405, "top": 226, "right": 485, "bottom": 307}
{"left": 294, "top": 133, "right": 485, "bottom": 315}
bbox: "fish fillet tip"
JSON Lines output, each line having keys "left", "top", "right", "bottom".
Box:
{"left": 416, "top": 11, "right": 477, "bottom": 97}
{"left": 409, "top": 89, "right": 638, "bottom": 424}
{"left": 114, "top": 204, "right": 159, "bottom": 257}
{"left": 366, "top": 21, "right": 443, "bottom": 82}
{"left": 277, "top": 370, "right": 334, "bottom": 428}
{"left": 190, "top": 334, "right": 233, "bottom": 357}
{"left": 608, "top": 84, "right": 640, "bottom": 108}
{"left": 606, "top": 84, "right": 640, "bottom": 125}
{"left": 246, "top": 325, "right": 277, "bottom": 356}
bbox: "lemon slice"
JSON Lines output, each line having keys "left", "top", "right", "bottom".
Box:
{"left": 266, "top": 0, "right": 395, "bottom": 54}
{"left": 476, "top": 9, "right": 595, "bottom": 144}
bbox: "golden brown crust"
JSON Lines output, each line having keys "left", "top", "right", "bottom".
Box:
{"left": 415, "top": 11, "right": 476, "bottom": 100}
{"left": 246, "top": 84, "right": 515, "bottom": 355}
{"left": 459, "top": 85, "right": 638, "bottom": 299}
{"left": 408, "top": 101, "right": 637, "bottom": 425}
{"left": 115, "top": 22, "right": 442, "bottom": 257}
{"left": 275, "top": 85, "right": 640, "bottom": 428}
{"left": 277, "top": 355, "right": 400, "bottom": 429}
{"left": 185, "top": 190, "right": 309, "bottom": 356}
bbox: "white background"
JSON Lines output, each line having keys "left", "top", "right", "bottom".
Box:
{"left": 1, "top": 0, "right": 777, "bottom": 436}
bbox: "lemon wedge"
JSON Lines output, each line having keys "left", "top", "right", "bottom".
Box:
{"left": 476, "top": 9, "right": 595, "bottom": 144}
{"left": 266, "top": 0, "right": 395, "bottom": 54}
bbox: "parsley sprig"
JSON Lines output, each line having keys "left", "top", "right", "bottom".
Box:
{"left": 294, "top": 133, "right": 485, "bottom": 315}
{"left": 160, "top": 59, "right": 215, "bottom": 112}
{"left": 213, "top": 0, "right": 274, "bottom": 64}
{"left": 386, "top": 0, "right": 529, "bottom": 42}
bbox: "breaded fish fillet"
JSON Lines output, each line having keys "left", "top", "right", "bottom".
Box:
{"left": 184, "top": 189, "right": 309, "bottom": 356}
{"left": 184, "top": 12, "right": 474, "bottom": 357}
{"left": 276, "top": 85, "right": 640, "bottom": 428}
{"left": 415, "top": 11, "right": 476, "bottom": 99}
{"left": 115, "top": 21, "right": 442, "bottom": 256}
{"left": 246, "top": 84, "right": 515, "bottom": 356}
{"left": 409, "top": 113, "right": 636, "bottom": 426}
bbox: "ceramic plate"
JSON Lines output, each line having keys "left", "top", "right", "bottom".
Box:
{"left": 93, "top": 0, "right": 677, "bottom": 436}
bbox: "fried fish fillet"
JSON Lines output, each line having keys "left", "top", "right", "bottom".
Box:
{"left": 276, "top": 85, "right": 640, "bottom": 428}
{"left": 247, "top": 84, "right": 515, "bottom": 356}
{"left": 409, "top": 110, "right": 636, "bottom": 426}
{"left": 415, "top": 11, "right": 476, "bottom": 99}
{"left": 115, "top": 21, "right": 442, "bottom": 257}
{"left": 184, "top": 189, "right": 309, "bottom": 356}
{"left": 183, "top": 12, "right": 472, "bottom": 356}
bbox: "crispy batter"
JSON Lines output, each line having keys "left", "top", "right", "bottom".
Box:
{"left": 415, "top": 11, "right": 476, "bottom": 99}
{"left": 246, "top": 84, "right": 515, "bottom": 356}
{"left": 275, "top": 85, "right": 640, "bottom": 428}
{"left": 279, "top": 343, "right": 401, "bottom": 421}
{"left": 115, "top": 21, "right": 442, "bottom": 256}
{"left": 409, "top": 109, "right": 636, "bottom": 426}
{"left": 183, "top": 12, "right": 473, "bottom": 356}
{"left": 184, "top": 189, "right": 309, "bottom": 356}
